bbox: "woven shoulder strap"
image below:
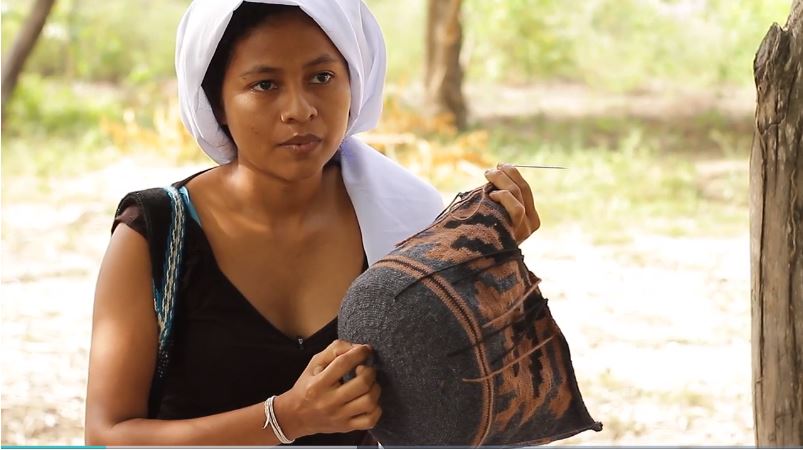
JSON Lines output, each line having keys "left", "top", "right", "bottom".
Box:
{"left": 153, "top": 185, "right": 186, "bottom": 380}
{"left": 114, "top": 184, "right": 187, "bottom": 417}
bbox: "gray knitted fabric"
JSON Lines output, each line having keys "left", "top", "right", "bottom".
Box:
{"left": 338, "top": 183, "right": 602, "bottom": 446}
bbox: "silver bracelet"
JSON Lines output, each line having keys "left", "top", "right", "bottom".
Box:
{"left": 263, "top": 395, "right": 295, "bottom": 444}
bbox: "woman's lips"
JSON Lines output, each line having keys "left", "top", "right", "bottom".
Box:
{"left": 280, "top": 141, "right": 320, "bottom": 153}
{"left": 278, "top": 134, "right": 322, "bottom": 153}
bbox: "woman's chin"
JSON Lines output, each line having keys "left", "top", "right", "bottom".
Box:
{"left": 267, "top": 155, "right": 337, "bottom": 183}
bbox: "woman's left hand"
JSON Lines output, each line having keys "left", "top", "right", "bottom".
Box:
{"left": 485, "top": 163, "right": 540, "bottom": 244}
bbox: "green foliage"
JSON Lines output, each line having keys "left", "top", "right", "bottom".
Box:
{"left": 1, "top": 0, "right": 186, "bottom": 84}
{"left": 4, "top": 74, "right": 122, "bottom": 137}
{"left": 463, "top": 0, "right": 577, "bottom": 82}
{"left": 463, "top": 0, "right": 793, "bottom": 90}
{"left": 2, "top": 0, "right": 792, "bottom": 92}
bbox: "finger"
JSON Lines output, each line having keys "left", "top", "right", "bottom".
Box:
{"left": 497, "top": 163, "right": 539, "bottom": 229}
{"left": 317, "top": 345, "right": 372, "bottom": 387}
{"left": 489, "top": 190, "right": 527, "bottom": 229}
{"left": 347, "top": 406, "right": 383, "bottom": 431}
{"left": 309, "top": 339, "right": 357, "bottom": 375}
{"left": 484, "top": 168, "right": 524, "bottom": 205}
{"left": 341, "top": 382, "right": 381, "bottom": 418}
{"left": 336, "top": 364, "right": 377, "bottom": 403}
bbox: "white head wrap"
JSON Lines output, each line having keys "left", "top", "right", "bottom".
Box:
{"left": 175, "top": 0, "right": 443, "bottom": 264}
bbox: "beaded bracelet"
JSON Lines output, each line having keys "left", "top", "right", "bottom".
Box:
{"left": 262, "top": 395, "right": 295, "bottom": 444}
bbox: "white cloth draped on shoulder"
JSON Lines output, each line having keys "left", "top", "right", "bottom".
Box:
{"left": 175, "top": 0, "right": 444, "bottom": 265}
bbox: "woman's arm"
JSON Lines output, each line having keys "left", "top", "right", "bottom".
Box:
{"left": 85, "top": 225, "right": 380, "bottom": 445}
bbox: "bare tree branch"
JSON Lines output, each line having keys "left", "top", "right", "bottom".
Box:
{"left": 2, "top": 0, "right": 58, "bottom": 115}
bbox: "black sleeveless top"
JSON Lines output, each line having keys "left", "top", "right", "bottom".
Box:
{"left": 113, "top": 171, "right": 372, "bottom": 446}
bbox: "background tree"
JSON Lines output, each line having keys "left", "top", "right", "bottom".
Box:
{"left": 750, "top": 0, "right": 803, "bottom": 446}
{"left": 1, "top": 0, "right": 57, "bottom": 116}
{"left": 424, "top": 0, "right": 466, "bottom": 130}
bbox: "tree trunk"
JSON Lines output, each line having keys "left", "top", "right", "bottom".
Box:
{"left": 424, "top": 0, "right": 467, "bottom": 130}
{"left": 750, "top": 0, "right": 803, "bottom": 446}
{"left": 1, "top": 0, "right": 58, "bottom": 114}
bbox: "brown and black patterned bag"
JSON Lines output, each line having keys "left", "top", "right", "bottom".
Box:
{"left": 338, "top": 183, "right": 602, "bottom": 446}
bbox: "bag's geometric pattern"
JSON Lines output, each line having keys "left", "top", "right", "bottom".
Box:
{"left": 339, "top": 183, "right": 602, "bottom": 446}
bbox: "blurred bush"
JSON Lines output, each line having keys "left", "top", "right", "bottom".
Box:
{"left": 3, "top": 74, "right": 121, "bottom": 137}
{"left": 462, "top": 0, "right": 792, "bottom": 90}
{"left": 2, "top": 0, "right": 793, "bottom": 92}
{"left": 1, "top": 0, "right": 186, "bottom": 84}
{"left": 0, "top": 0, "right": 790, "bottom": 181}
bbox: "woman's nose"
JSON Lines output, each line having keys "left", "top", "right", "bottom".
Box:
{"left": 280, "top": 87, "right": 317, "bottom": 123}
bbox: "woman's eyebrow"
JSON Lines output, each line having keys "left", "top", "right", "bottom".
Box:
{"left": 240, "top": 65, "right": 279, "bottom": 78}
{"left": 239, "top": 54, "right": 341, "bottom": 78}
{"left": 303, "top": 54, "right": 339, "bottom": 67}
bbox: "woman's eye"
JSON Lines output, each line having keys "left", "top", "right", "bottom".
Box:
{"left": 311, "top": 72, "right": 333, "bottom": 84}
{"left": 253, "top": 80, "right": 277, "bottom": 91}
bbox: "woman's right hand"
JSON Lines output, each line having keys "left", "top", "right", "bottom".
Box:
{"left": 274, "top": 339, "right": 382, "bottom": 440}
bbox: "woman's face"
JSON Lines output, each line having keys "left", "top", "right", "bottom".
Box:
{"left": 218, "top": 10, "right": 351, "bottom": 181}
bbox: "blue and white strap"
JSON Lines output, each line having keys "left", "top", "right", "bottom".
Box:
{"left": 153, "top": 185, "right": 186, "bottom": 379}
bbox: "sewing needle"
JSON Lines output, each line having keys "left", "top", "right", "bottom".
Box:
{"left": 512, "top": 164, "right": 567, "bottom": 170}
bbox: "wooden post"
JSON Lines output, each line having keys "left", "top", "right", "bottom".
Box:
{"left": 750, "top": 0, "right": 803, "bottom": 446}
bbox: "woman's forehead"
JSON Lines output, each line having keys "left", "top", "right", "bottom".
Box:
{"left": 227, "top": 8, "right": 346, "bottom": 68}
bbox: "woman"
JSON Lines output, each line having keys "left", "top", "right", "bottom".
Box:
{"left": 85, "top": 0, "right": 540, "bottom": 445}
